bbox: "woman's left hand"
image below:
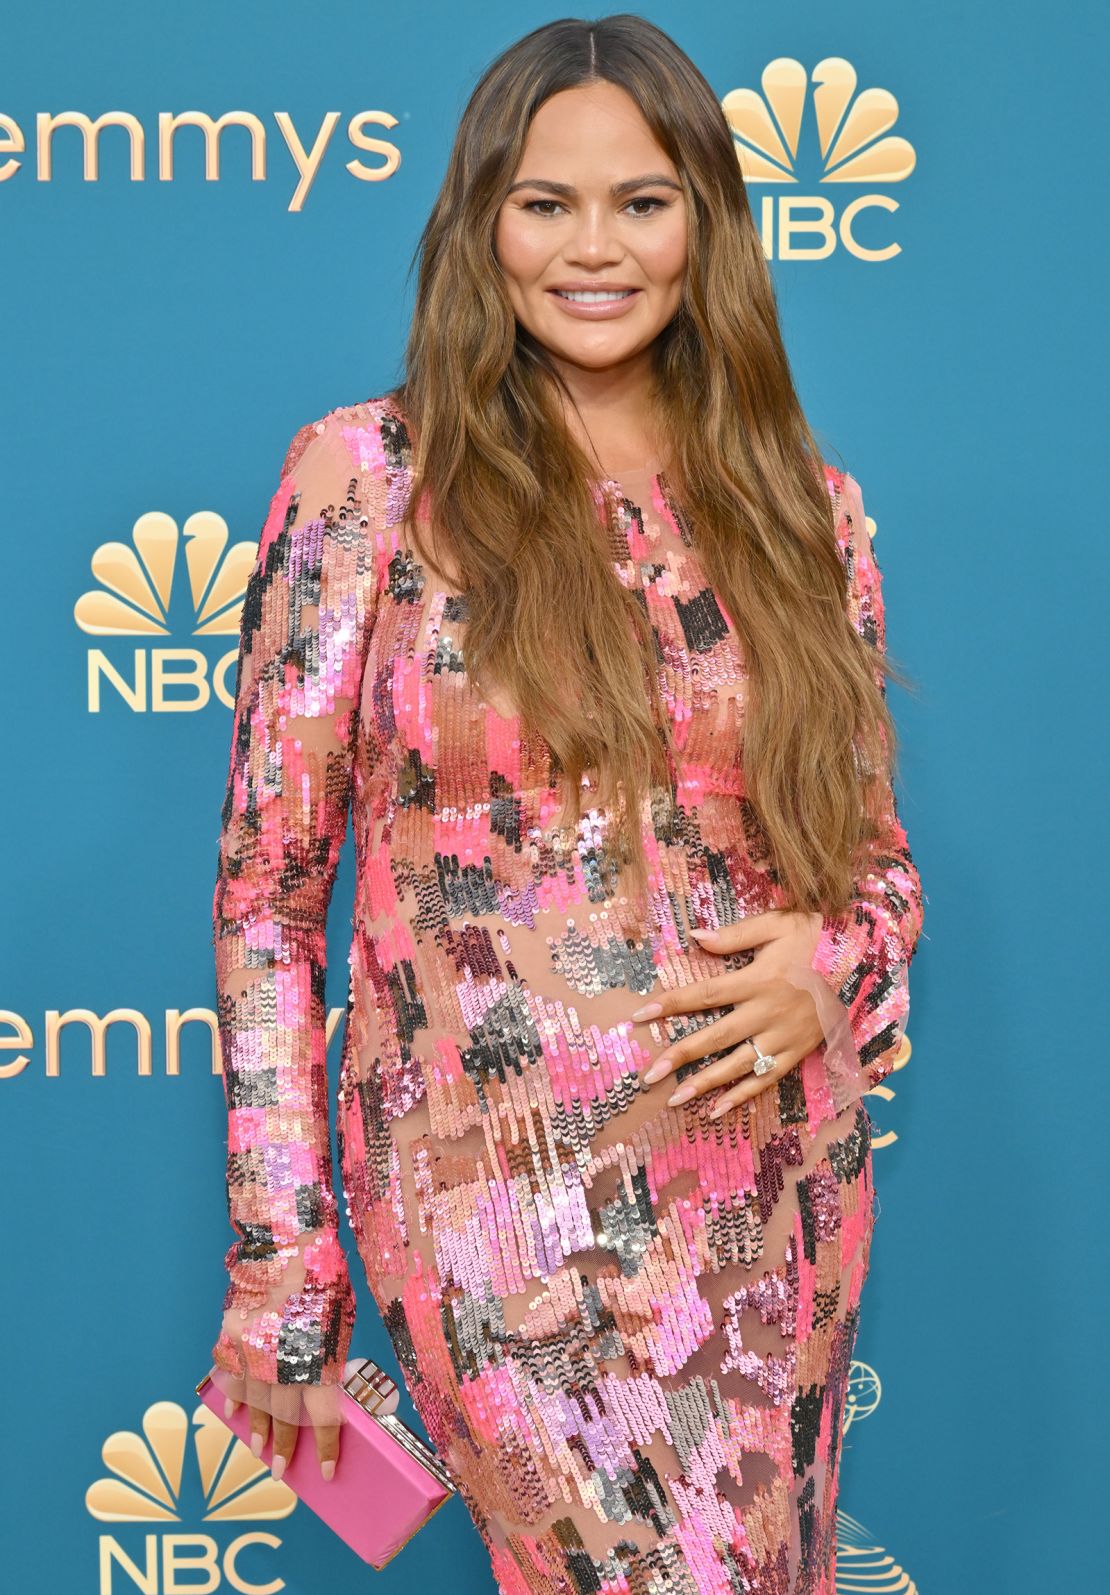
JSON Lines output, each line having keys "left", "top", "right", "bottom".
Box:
{"left": 633, "top": 910, "right": 826, "bottom": 1118}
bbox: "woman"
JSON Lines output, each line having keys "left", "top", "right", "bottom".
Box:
{"left": 208, "top": 14, "right": 924, "bottom": 1592}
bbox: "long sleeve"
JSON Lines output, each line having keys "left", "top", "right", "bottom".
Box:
{"left": 210, "top": 410, "right": 376, "bottom": 1389}
{"left": 808, "top": 470, "right": 925, "bottom": 1091}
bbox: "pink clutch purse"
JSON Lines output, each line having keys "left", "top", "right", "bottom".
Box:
{"left": 195, "top": 1357, "right": 456, "bottom": 1568}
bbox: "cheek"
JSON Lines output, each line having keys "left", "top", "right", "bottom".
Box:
{"left": 644, "top": 216, "right": 688, "bottom": 288}
{"left": 494, "top": 211, "right": 544, "bottom": 286}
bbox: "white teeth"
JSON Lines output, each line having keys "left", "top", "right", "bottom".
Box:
{"left": 556, "top": 289, "right": 634, "bottom": 303}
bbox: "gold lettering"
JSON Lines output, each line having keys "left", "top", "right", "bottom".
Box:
{"left": 88, "top": 649, "right": 146, "bottom": 714}
{"left": 161, "top": 1535, "right": 219, "bottom": 1595}
{"left": 0, "top": 1010, "right": 32, "bottom": 1079}
{"left": 273, "top": 110, "right": 341, "bottom": 213}
{"left": 45, "top": 1008, "right": 153, "bottom": 1078}
{"left": 152, "top": 649, "right": 210, "bottom": 712}
{"left": 223, "top": 1532, "right": 285, "bottom": 1595}
{"left": 158, "top": 111, "right": 266, "bottom": 181}
{"left": 777, "top": 197, "right": 836, "bottom": 262}
{"left": 840, "top": 194, "right": 901, "bottom": 262}
{"left": 97, "top": 1533, "right": 157, "bottom": 1595}
{"left": 38, "top": 111, "right": 144, "bottom": 181}
{"left": 0, "top": 112, "right": 25, "bottom": 182}
{"left": 165, "top": 1008, "right": 221, "bottom": 1078}
{"left": 346, "top": 110, "right": 402, "bottom": 184}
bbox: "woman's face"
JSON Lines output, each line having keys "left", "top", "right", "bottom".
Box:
{"left": 494, "top": 80, "right": 688, "bottom": 378}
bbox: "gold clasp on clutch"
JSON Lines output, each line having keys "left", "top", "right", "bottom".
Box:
{"left": 344, "top": 1356, "right": 457, "bottom": 1497}
{"left": 342, "top": 1357, "right": 399, "bottom": 1415}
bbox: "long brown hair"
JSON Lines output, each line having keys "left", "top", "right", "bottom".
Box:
{"left": 387, "top": 13, "right": 908, "bottom": 919}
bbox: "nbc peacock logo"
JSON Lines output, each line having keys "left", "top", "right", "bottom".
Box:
{"left": 74, "top": 511, "right": 256, "bottom": 713}
{"left": 721, "top": 56, "right": 917, "bottom": 261}
{"left": 86, "top": 1397, "right": 297, "bottom": 1593}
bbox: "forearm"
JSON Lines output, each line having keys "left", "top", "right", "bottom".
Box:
{"left": 809, "top": 802, "right": 923, "bottom": 1086}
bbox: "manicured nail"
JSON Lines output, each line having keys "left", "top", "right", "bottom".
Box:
{"left": 643, "top": 1057, "right": 673, "bottom": 1085}
{"left": 631, "top": 1001, "right": 662, "bottom": 1021}
{"left": 271, "top": 1454, "right": 286, "bottom": 1482}
{"left": 668, "top": 1081, "right": 695, "bottom": 1105}
{"left": 320, "top": 1458, "right": 336, "bottom": 1482}
{"left": 689, "top": 927, "right": 714, "bottom": 940}
{"left": 224, "top": 1397, "right": 237, "bottom": 1419}
{"left": 708, "top": 1099, "right": 731, "bottom": 1119}
{"left": 250, "top": 1432, "right": 264, "bottom": 1458}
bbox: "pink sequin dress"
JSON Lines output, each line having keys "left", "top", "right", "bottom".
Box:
{"left": 210, "top": 394, "right": 924, "bottom": 1592}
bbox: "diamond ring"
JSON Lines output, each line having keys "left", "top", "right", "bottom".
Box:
{"left": 749, "top": 1038, "right": 778, "bottom": 1077}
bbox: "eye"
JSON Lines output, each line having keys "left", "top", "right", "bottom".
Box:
{"left": 519, "top": 195, "right": 672, "bottom": 218}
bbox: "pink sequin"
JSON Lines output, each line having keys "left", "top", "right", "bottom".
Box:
{"left": 211, "top": 395, "right": 924, "bottom": 1592}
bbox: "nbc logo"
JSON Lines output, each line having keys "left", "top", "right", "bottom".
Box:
{"left": 86, "top": 1397, "right": 297, "bottom": 1593}
{"left": 74, "top": 512, "right": 255, "bottom": 713}
{"left": 721, "top": 56, "right": 917, "bottom": 261}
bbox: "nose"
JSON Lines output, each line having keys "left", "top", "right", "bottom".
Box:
{"left": 563, "top": 203, "right": 624, "bottom": 270}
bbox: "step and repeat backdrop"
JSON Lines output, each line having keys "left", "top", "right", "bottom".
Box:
{"left": 4, "top": 4, "right": 1103, "bottom": 1592}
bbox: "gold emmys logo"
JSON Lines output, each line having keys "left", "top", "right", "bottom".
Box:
{"left": 86, "top": 1397, "right": 296, "bottom": 1594}
{"left": 845, "top": 1357, "right": 882, "bottom": 1433}
{"left": 722, "top": 56, "right": 917, "bottom": 261}
{"left": 74, "top": 513, "right": 255, "bottom": 713}
{"left": 835, "top": 1510, "right": 919, "bottom": 1593}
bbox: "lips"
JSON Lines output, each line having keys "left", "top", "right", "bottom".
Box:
{"left": 545, "top": 286, "right": 643, "bottom": 321}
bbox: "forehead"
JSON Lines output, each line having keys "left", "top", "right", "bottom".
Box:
{"left": 517, "top": 82, "right": 676, "bottom": 180}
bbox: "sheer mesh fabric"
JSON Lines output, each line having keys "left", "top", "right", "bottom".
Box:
{"left": 208, "top": 401, "right": 923, "bottom": 1593}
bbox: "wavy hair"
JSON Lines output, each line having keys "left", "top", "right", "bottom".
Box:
{"left": 385, "top": 12, "right": 909, "bottom": 918}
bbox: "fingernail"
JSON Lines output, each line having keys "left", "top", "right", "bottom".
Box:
{"left": 668, "top": 1082, "right": 695, "bottom": 1105}
{"left": 271, "top": 1454, "right": 286, "bottom": 1482}
{"left": 708, "top": 1099, "right": 730, "bottom": 1118}
{"left": 320, "top": 1458, "right": 336, "bottom": 1481}
{"left": 224, "top": 1397, "right": 237, "bottom": 1419}
{"left": 642, "top": 1057, "right": 673, "bottom": 1085}
{"left": 689, "top": 927, "right": 714, "bottom": 940}
{"left": 250, "top": 1432, "right": 263, "bottom": 1458}
{"left": 631, "top": 1002, "right": 662, "bottom": 1021}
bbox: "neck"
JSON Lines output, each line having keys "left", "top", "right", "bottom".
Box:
{"left": 547, "top": 352, "right": 665, "bottom": 478}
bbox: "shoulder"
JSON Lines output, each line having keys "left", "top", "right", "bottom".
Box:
{"left": 280, "top": 389, "right": 414, "bottom": 483}
{"left": 820, "top": 462, "right": 866, "bottom": 525}
{"left": 821, "top": 462, "right": 873, "bottom": 564}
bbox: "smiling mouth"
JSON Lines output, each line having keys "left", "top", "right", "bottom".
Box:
{"left": 551, "top": 288, "right": 638, "bottom": 303}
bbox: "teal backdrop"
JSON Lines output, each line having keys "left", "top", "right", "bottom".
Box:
{"left": 4, "top": 3, "right": 1104, "bottom": 1591}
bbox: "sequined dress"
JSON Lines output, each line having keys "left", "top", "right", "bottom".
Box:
{"left": 210, "top": 394, "right": 924, "bottom": 1594}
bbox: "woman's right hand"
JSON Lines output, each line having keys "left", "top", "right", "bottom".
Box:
{"left": 218, "top": 1359, "right": 343, "bottom": 1482}
{"left": 210, "top": 1229, "right": 355, "bottom": 1482}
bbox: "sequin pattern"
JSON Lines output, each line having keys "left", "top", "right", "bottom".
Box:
{"left": 211, "top": 395, "right": 924, "bottom": 1593}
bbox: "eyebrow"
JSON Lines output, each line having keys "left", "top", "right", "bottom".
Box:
{"left": 506, "top": 173, "right": 683, "bottom": 198}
